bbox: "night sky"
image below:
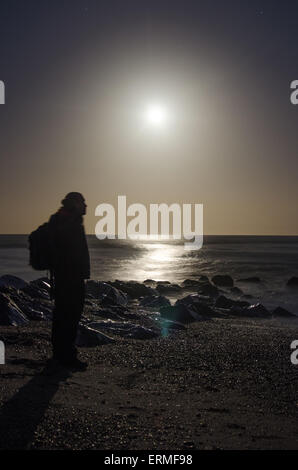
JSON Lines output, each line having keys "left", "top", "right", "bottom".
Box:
{"left": 0, "top": 0, "right": 298, "bottom": 234}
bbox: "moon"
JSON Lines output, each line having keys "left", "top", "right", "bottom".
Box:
{"left": 145, "top": 104, "right": 167, "bottom": 126}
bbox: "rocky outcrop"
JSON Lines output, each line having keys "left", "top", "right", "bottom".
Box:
{"left": 181, "top": 279, "right": 204, "bottom": 288}
{"left": 0, "top": 279, "right": 53, "bottom": 321}
{"left": 1, "top": 271, "right": 297, "bottom": 348}
{"left": 156, "top": 283, "right": 182, "bottom": 294}
{"left": 211, "top": 275, "right": 234, "bottom": 287}
{"left": 287, "top": 277, "right": 298, "bottom": 288}
{"left": 230, "top": 286, "right": 243, "bottom": 295}
{"left": 160, "top": 304, "right": 206, "bottom": 324}
{"left": 0, "top": 275, "right": 28, "bottom": 290}
{"left": 143, "top": 279, "right": 156, "bottom": 286}
{"left": 175, "top": 294, "right": 215, "bottom": 316}
{"left": 110, "top": 280, "right": 155, "bottom": 299}
{"left": 215, "top": 295, "right": 249, "bottom": 309}
{"left": 215, "top": 295, "right": 236, "bottom": 309}
{"left": 140, "top": 295, "right": 171, "bottom": 309}
{"left": 242, "top": 303, "right": 271, "bottom": 318}
{"left": 197, "top": 282, "right": 219, "bottom": 298}
{"left": 86, "top": 280, "right": 128, "bottom": 305}
{"left": 272, "top": 307, "right": 296, "bottom": 318}
{"left": 22, "top": 283, "right": 50, "bottom": 300}
{"left": 0, "top": 292, "right": 29, "bottom": 325}
{"left": 91, "top": 306, "right": 128, "bottom": 321}
{"left": 76, "top": 324, "right": 115, "bottom": 346}
{"left": 30, "top": 278, "right": 51, "bottom": 293}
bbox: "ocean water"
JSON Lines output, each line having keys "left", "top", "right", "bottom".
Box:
{"left": 1, "top": 235, "right": 298, "bottom": 313}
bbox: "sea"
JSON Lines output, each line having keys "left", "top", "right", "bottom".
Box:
{"left": 1, "top": 235, "right": 298, "bottom": 314}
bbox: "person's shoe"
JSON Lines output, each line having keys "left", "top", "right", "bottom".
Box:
{"left": 62, "top": 358, "right": 88, "bottom": 371}
{"left": 43, "top": 358, "right": 69, "bottom": 375}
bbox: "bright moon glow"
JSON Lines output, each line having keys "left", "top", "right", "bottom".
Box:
{"left": 145, "top": 104, "right": 167, "bottom": 126}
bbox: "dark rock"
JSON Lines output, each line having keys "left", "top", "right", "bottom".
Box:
{"left": 237, "top": 277, "right": 261, "bottom": 283}
{"left": 182, "top": 277, "right": 209, "bottom": 288}
{"left": 140, "top": 295, "right": 171, "bottom": 309}
{"left": 211, "top": 275, "right": 234, "bottom": 287}
{"left": 191, "top": 293, "right": 213, "bottom": 304}
{"left": 242, "top": 303, "right": 271, "bottom": 318}
{"left": 21, "top": 284, "right": 50, "bottom": 300}
{"left": 31, "top": 300, "right": 53, "bottom": 320}
{"left": 92, "top": 306, "right": 128, "bottom": 321}
{"left": 0, "top": 285, "right": 16, "bottom": 295}
{"left": 215, "top": 295, "right": 250, "bottom": 309}
{"left": 7, "top": 286, "right": 53, "bottom": 321}
{"left": 15, "top": 303, "right": 46, "bottom": 321}
{"left": 175, "top": 294, "right": 215, "bottom": 316}
{"left": 100, "top": 294, "right": 127, "bottom": 308}
{"left": 86, "top": 280, "right": 128, "bottom": 305}
{"left": 215, "top": 295, "right": 235, "bottom": 309}
{"left": 181, "top": 279, "right": 202, "bottom": 288}
{"left": 24, "top": 306, "right": 50, "bottom": 321}
{"left": 230, "top": 286, "right": 243, "bottom": 295}
{"left": 143, "top": 279, "right": 156, "bottom": 285}
{"left": 0, "top": 292, "right": 29, "bottom": 325}
{"left": 197, "top": 283, "right": 219, "bottom": 298}
{"left": 287, "top": 277, "right": 298, "bottom": 288}
{"left": 156, "top": 283, "right": 182, "bottom": 294}
{"left": 272, "top": 307, "right": 296, "bottom": 318}
{"left": 76, "top": 324, "right": 115, "bottom": 346}
{"left": 30, "top": 278, "right": 51, "bottom": 292}
{"left": 234, "top": 300, "right": 250, "bottom": 308}
{"left": 110, "top": 280, "right": 155, "bottom": 299}
{"left": 0, "top": 275, "right": 28, "bottom": 290}
{"left": 160, "top": 304, "right": 205, "bottom": 324}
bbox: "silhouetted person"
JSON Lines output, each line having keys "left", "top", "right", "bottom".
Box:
{"left": 49, "top": 192, "right": 90, "bottom": 370}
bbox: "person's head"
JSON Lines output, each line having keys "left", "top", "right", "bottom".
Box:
{"left": 61, "top": 192, "right": 87, "bottom": 215}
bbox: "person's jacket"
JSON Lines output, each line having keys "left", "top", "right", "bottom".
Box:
{"left": 48, "top": 207, "right": 90, "bottom": 281}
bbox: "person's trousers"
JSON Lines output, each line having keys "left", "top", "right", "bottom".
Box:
{"left": 51, "top": 277, "right": 85, "bottom": 363}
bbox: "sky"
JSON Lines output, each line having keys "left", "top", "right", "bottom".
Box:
{"left": 0, "top": 0, "right": 297, "bottom": 235}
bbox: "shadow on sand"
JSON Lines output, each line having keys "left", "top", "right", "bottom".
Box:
{"left": 0, "top": 361, "right": 70, "bottom": 449}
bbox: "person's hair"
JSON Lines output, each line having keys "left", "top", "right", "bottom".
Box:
{"left": 61, "top": 192, "right": 84, "bottom": 211}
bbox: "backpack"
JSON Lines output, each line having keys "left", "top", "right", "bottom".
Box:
{"left": 28, "top": 222, "right": 54, "bottom": 271}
